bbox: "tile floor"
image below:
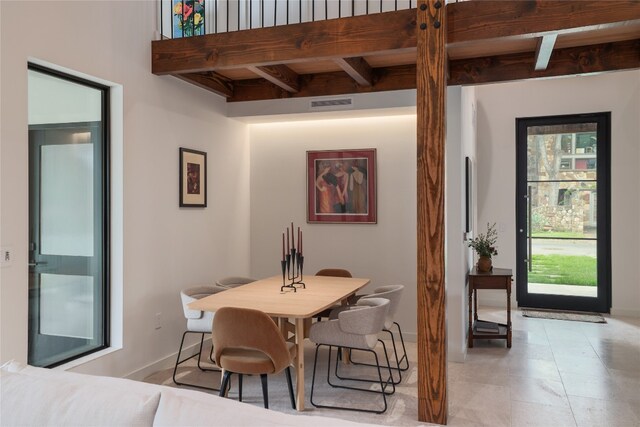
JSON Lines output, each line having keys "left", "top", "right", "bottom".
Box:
{"left": 447, "top": 308, "right": 640, "bottom": 427}
{"left": 148, "top": 308, "right": 640, "bottom": 426}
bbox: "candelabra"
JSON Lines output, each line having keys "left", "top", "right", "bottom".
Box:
{"left": 280, "top": 222, "right": 305, "bottom": 292}
{"left": 281, "top": 249, "right": 305, "bottom": 292}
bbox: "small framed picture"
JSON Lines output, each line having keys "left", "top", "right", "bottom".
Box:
{"left": 307, "top": 148, "right": 377, "bottom": 224}
{"left": 179, "top": 147, "right": 207, "bottom": 207}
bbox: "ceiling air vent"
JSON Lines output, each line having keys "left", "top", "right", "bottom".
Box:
{"left": 310, "top": 97, "right": 354, "bottom": 111}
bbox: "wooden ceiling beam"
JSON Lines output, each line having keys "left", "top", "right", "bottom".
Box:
{"left": 228, "top": 64, "right": 416, "bottom": 102}
{"left": 534, "top": 33, "right": 558, "bottom": 71}
{"left": 152, "top": 9, "right": 417, "bottom": 75}
{"left": 447, "top": 0, "right": 640, "bottom": 44}
{"left": 334, "top": 57, "right": 374, "bottom": 87}
{"left": 449, "top": 38, "right": 640, "bottom": 86}
{"left": 175, "top": 72, "right": 234, "bottom": 98}
{"left": 247, "top": 65, "right": 300, "bottom": 93}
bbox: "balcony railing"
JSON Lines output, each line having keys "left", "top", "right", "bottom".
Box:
{"left": 159, "top": 0, "right": 418, "bottom": 38}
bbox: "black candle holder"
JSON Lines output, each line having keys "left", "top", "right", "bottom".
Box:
{"left": 281, "top": 248, "right": 305, "bottom": 292}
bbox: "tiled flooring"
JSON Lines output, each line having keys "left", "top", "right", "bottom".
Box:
{"left": 147, "top": 308, "right": 640, "bottom": 426}
{"left": 448, "top": 308, "right": 640, "bottom": 427}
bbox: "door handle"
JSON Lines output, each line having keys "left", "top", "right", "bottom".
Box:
{"left": 28, "top": 261, "right": 47, "bottom": 267}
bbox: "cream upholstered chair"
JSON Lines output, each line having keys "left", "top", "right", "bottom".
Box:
{"left": 173, "top": 286, "right": 223, "bottom": 391}
{"left": 309, "top": 297, "right": 395, "bottom": 414}
{"left": 314, "top": 268, "right": 354, "bottom": 320}
{"left": 215, "top": 276, "right": 256, "bottom": 290}
{"left": 349, "top": 285, "right": 408, "bottom": 383}
{"left": 212, "top": 307, "right": 296, "bottom": 409}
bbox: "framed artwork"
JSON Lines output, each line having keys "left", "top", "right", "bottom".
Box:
{"left": 179, "top": 148, "right": 207, "bottom": 207}
{"left": 307, "top": 149, "right": 377, "bottom": 224}
{"left": 172, "top": 0, "right": 205, "bottom": 38}
{"left": 465, "top": 156, "right": 473, "bottom": 233}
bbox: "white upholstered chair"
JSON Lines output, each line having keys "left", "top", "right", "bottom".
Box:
{"left": 173, "top": 286, "right": 223, "bottom": 391}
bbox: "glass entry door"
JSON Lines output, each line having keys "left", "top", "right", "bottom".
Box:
{"left": 28, "top": 65, "right": 108, "bottom": 367}
{"left": 516, "top": 113, "right": 611, "bottom": 313}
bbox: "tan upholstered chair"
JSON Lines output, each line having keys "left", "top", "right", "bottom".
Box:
{"left": 212, "top": 307, "right": 296, "bottom": 409}
{"left": 309, "top": 297, "right": 395, "bottom": 414}
{"left": 314, "top": 268, "right": 354, "bottom": 320}
{"left": 173, "top": 286, "right": 223, "bottom": 391}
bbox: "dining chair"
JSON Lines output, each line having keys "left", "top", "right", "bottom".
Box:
{"left": 212, "top": 307, "right": 296, "bottom": 409}
{"left": 173, "top": 286, "right": 223, "bottom": 391}
{"left": 215, "top": 276, "right": 256, "bottom": 290}
{"left": 314, "top": 268, "right": 354, "bottom": 320}
{"left": 347, "top": 285, "right": 408, "bottom": 383}
{"left": 309, "top": 297, "right": 395, "bottom": 414}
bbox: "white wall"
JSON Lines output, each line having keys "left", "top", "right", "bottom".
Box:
{"left": 249, "top": 115, "right": 419, "bottom": 339}
{"left": 445, "top": 86, "right": 476, "bottom": 361}
{"left": 0, "top": 0, "right": 251, "bottom": 377}
{"left": 475, "top": 70, "right": 640, "bottom": 316}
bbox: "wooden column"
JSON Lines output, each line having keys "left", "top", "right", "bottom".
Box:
{"left": 417, "top": 0, "right": 447, "bottom": 425}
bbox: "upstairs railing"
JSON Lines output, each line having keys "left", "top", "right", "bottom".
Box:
{"left": 159, "top": 0, "right": 418, "bottom": 38}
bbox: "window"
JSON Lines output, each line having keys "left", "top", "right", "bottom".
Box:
{"left": 28, "top": 64, "right": 109, "bottom": 367}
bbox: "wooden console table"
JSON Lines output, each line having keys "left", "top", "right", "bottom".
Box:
{"left": 468, "top": 267, "right": 512, "bottom": 348}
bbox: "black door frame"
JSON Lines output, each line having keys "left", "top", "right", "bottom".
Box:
{"left": 515, "top": 112, "right": 611, "bottom": 313}
{"left": 27, "top": 63, "right": 110, "bottom": 367}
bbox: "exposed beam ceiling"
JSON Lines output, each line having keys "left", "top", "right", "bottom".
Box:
{"left": 152, "top": 1, "right": 640, "bottom": 102}
{"left": 447, "top": 0, "right": 640, "bottom": 44}
{"left": 152, "top": 9, "right": 417, "bottom": 74}
{"left": 334, "top": 57, "right": 374, "bottom": 86}
{"left": 449, "top": 38, "right": 640, "bottom": 86}
{"left": 247, "top": 65, "right": 300, "bottom": 93}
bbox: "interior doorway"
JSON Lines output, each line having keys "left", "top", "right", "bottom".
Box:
{"left": 515, "top": 113, "right": 611, "bottom": 313}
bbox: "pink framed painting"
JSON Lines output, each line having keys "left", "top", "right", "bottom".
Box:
{"left": 307, "top": 149, "right": 377, "bottom": 224}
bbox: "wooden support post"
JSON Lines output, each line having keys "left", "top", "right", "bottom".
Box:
{"left": 417, "top": 0, "right": 447, "bottom": 425}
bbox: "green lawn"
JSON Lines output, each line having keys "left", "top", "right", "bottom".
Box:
{"left": 529, "top": 254, "right": 597, "bottom": 286}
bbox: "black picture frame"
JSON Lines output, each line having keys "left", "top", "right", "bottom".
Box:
{"left": 465, "top": 156, "right": 472, "bottom": 233}
{"left": 179, "top": 147, "right": 207, "bottom": 207}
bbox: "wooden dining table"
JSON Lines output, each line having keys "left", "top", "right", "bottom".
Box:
{"left": 188, "top": 274, "right": 370, "bottom": 411}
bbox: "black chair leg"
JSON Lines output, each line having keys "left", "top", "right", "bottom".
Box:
{"left": 219, "top": 371, "right": 232, "bottom": 398}
{"left": 285, "top": 367, "right": 296, "bottom": 409}
{"left": 346, "top": 329, "right": 404, "bottom": 384}
{"left": 310, "top": 343, "right": 389, "bottom": 414}
{"left": 173, "top": 331, "right": 220, "bottom": 392}
{"left": 394, "top": 322, "right": 409, "bottom": 371}
{"left": 238, "top": 374, "right": 243, "bottom": 402}
{"left": 260, "top": 374, "right": 269, "bottom": 409}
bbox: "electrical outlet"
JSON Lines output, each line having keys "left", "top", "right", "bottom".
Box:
{"left": 0, "top": 247, "right": 13, "bottom": 268}
{"left": 155, "top": 312, "right": 162, "bottom": 330}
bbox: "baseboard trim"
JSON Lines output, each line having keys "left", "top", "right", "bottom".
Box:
{"left": 611, "top": 307, "right": 640, "bottom": 318}
{"left": 124, "top": 342, "right": 201, "bottom": 381}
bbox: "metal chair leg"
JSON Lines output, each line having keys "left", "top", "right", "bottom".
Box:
{"left": 238, "top": 374, "right": 243, "bottom": 402}
{"left": 173, "top": 331, "right": 221, "bottom": 392}
{"left": 393, "top": 322, "right": 409, "bottom": 371}
{"left": 285, "top": 367, "right": 296, "bottom": 409}
{"left": 334, "top": 341, "right": 396, "bottom": 395}
{"left": 311, "top": 343, "right": 390, "bottom": 414}
{"left": 219, "top": 371, "right": 232, "bottom": 398}
{"left": 347, "top": 328, "right": 406, "bottom": 383}
{"left": 260, "top": 374, "right": 269, "bottom": 409}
